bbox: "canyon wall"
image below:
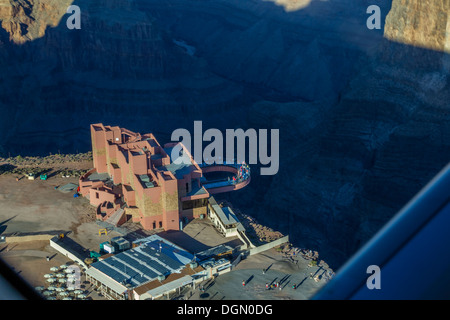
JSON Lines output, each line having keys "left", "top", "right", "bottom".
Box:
{"left": 0, "top": 0, "right": 251, "bottom": 156}
{"left": 0, "top": 0, "right": 449, "bottom": 268}
{"left": 384, "top": 0, "right": 450, "bottom": 53}
{"left": 237, "top": 0, "right": 450, "bottom": 267}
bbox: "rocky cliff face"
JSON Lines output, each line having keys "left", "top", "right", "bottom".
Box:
{"left": 384, "top": 0, "right": 450, "bottom": 73}
{"left": 0, "top": 0, "right": 250, "bottom": 156}
{"left": 0, "top": 0, "right": 448, "bottom": 269}
{"left": 137, "top": 0, "right": 391, "bottom": 101}
{"left": 385, "top": 0, "right": 450, "bottom": 53}
{"left": 235, "top": 0, "right": 450, "bottom": 268}
{"left": 0, "top": 0, "right": 72, "bottom": 44}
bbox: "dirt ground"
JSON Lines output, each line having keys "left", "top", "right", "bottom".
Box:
{"left": 0, "top": 173, "right": 124, "bottom": 247}
{"left": 0, "top": 240, "right": 67, "bottom": 289}
{"left": 0, "top": 240, "right": 106, "bottom": 300}
{"left": 0, "top": 174, "right": 90, "bottom": 234}
{"left": 0, "top": 173, "right": 123, "bottom": 299}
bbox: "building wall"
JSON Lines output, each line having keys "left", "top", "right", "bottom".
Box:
{"left": 248, "top": 236, "right": 290, "bottom": 256}
{"left": 136, "top": 188, "right": 163, "bottom": 218}
{"left": 86, "top": 124, "right": 211, "bottom": 231}
{"left": 49, "top": 237, "right": 88, "bottom": 269}
{"left": 91, "top": 125, "right": 107, "bottom": 173}
{"left": 125, "top": 207, "right": 140, "bottom": 222}
{"left": 106, "top": 144, "right": 119, "bottom": 179}
{"left": 182, "top": 206, "right": 207, "bottom": 220}
{"left": 130, "top": 152, "right": 147, "bottom": 176}
{"left": 89, "top": 188, "right": 116, "bottom": 207}
{"left": 162, "top": 185, "right": 180, "bottom": 230}
{"left": 140, "top": 213, "right": 164, "bottom": 230}
{"left": 79, "top": 169, "right": 102, "bottom": 196}
{"left": 109, "top": 162, "right": 122, "bottom": 185}
{"left": 122, "top": 185, "right": 136, "bottom": 207}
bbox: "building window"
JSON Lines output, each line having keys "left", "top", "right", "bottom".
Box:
{"left": 159, "top": 221, "right": 162, "bottom": 228}
{"left": 182, "top": 199, "right": 207, "bottom": 210}
{"left": 96, "top": 192, "right": 99, "bottom": 199}
{"left": 152, "top": 222, "right": 156, "bottom": 229}
{"left": 182, "top": 201, "right": 194, "bottom": 210}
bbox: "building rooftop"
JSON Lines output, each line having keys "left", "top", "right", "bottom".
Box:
{"left": 138, "top": 174, "right": 156, "bottom": 188}
{"left": 133, "top": 263, "right": 204, "bottom": 296}
{"left": 87, "top": 235, "right": 195, "bottom": 291}
{"left": 158, "top": 146, "right": 197, "bottom": 179}
{"left": 185, "top": 183, "right": 208, "bottom": 198}
{"left": 195, "top": 244, "right": 234, "bottom": 262}
{"left": 209, "top": 197, "right": 244, "bottom": 231}
{"left": 86, "top": 172, "right": 111, "bottom": 182}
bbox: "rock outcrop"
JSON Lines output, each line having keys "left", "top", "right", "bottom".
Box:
{"left": 0, "top": 0, "right": 73, "bottom": 44}
{"left": 385, "top": 0, "right": 450, "bottom": 53}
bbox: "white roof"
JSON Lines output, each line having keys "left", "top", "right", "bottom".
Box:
{"left": 209, "top": 197, "right": 245, "bottom": 232}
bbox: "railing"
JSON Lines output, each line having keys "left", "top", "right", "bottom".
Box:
{"left": 198, "top": 160, "right": 241, "bottom": 169}
{"left": 200, "top": 162, "right": 251, "bottom": 195}
{"left": 201, "top": 161, "right": 250, "bottom": 190}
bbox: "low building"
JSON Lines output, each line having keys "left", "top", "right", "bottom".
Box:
{"left": 207, "top": 196, "right": 245, "bottom": 238}
{"left": 195, "top": 245, "right": 234, "bottom": 278}
{"left": 85, "top": 235, "right": 200, "bottom": 300}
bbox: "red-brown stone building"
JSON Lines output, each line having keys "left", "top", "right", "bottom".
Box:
{"left": 79, "top": 123, "right": 210, "bottom": 231}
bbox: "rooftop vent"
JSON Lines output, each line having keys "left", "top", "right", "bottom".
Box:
{"left": 157, "top": 274, "right": 166, "bottom": 282}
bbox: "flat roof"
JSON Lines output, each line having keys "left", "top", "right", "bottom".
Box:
{"left": 123, "top": 184, "right": 133, "bottom": 192}
{"left": 141, "top": 275, "right": 194, "bottom": 299}
{"left": 88, "top": 235, "right": 194, "bottom": 290}
{"left": 57, "top": 183, "right": 78, "bottom": 193}
{"left": 158, "top": 146, "right": 196, "bottom": 179}
{"left": 195, "top": 244, "right": 233, "bottom": 262}
{"left": 145, "top": 138, "right": 158, "bottom": 147}
{"left": 138, "top": 174, "right": 156, "bottom": 188}
{"left": 209, "top": 197, "right": 239, "bottom": 226}
{"left": 86, "top": 266, "right": 128, "bottom": 294}
{"left": 92, "top": 124, "right": 103, "bottom": 131}
{"left": 86, "top": 172, "right": 111, "bottom": 182}
{"left": 134, "top": 263, "right": 204, "bottom": 296}
{"left": 185, "top": 183, "right": 208, "bottom": 197}
{"left": 111, "top": 236, "right": 129, "bottom": 245}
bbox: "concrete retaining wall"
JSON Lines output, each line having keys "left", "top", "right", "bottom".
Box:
{"left": 4, "top": 234, "right": 54, "bottom": 243}
{"left": 49, "top": 237, "right": 87, "bottom": 269}
{"left": 237, "top": 230, "right": 255, "bottom": 250}
{"left": 230, "top": 253, "right": 242, "bottom": 269}
{"left": 248, "top": 235, "right": 289, "bottom": 256}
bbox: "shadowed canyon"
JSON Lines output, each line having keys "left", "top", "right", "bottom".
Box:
{"left": 0, "top": 0, "right": 449, "bottom": 269}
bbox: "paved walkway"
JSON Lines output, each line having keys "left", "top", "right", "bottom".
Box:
{"left": 190, "top": 269, "right": 318, "bottom": 300}
{"left": 185, "top": 249, "right": 329, "bottom": 300}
